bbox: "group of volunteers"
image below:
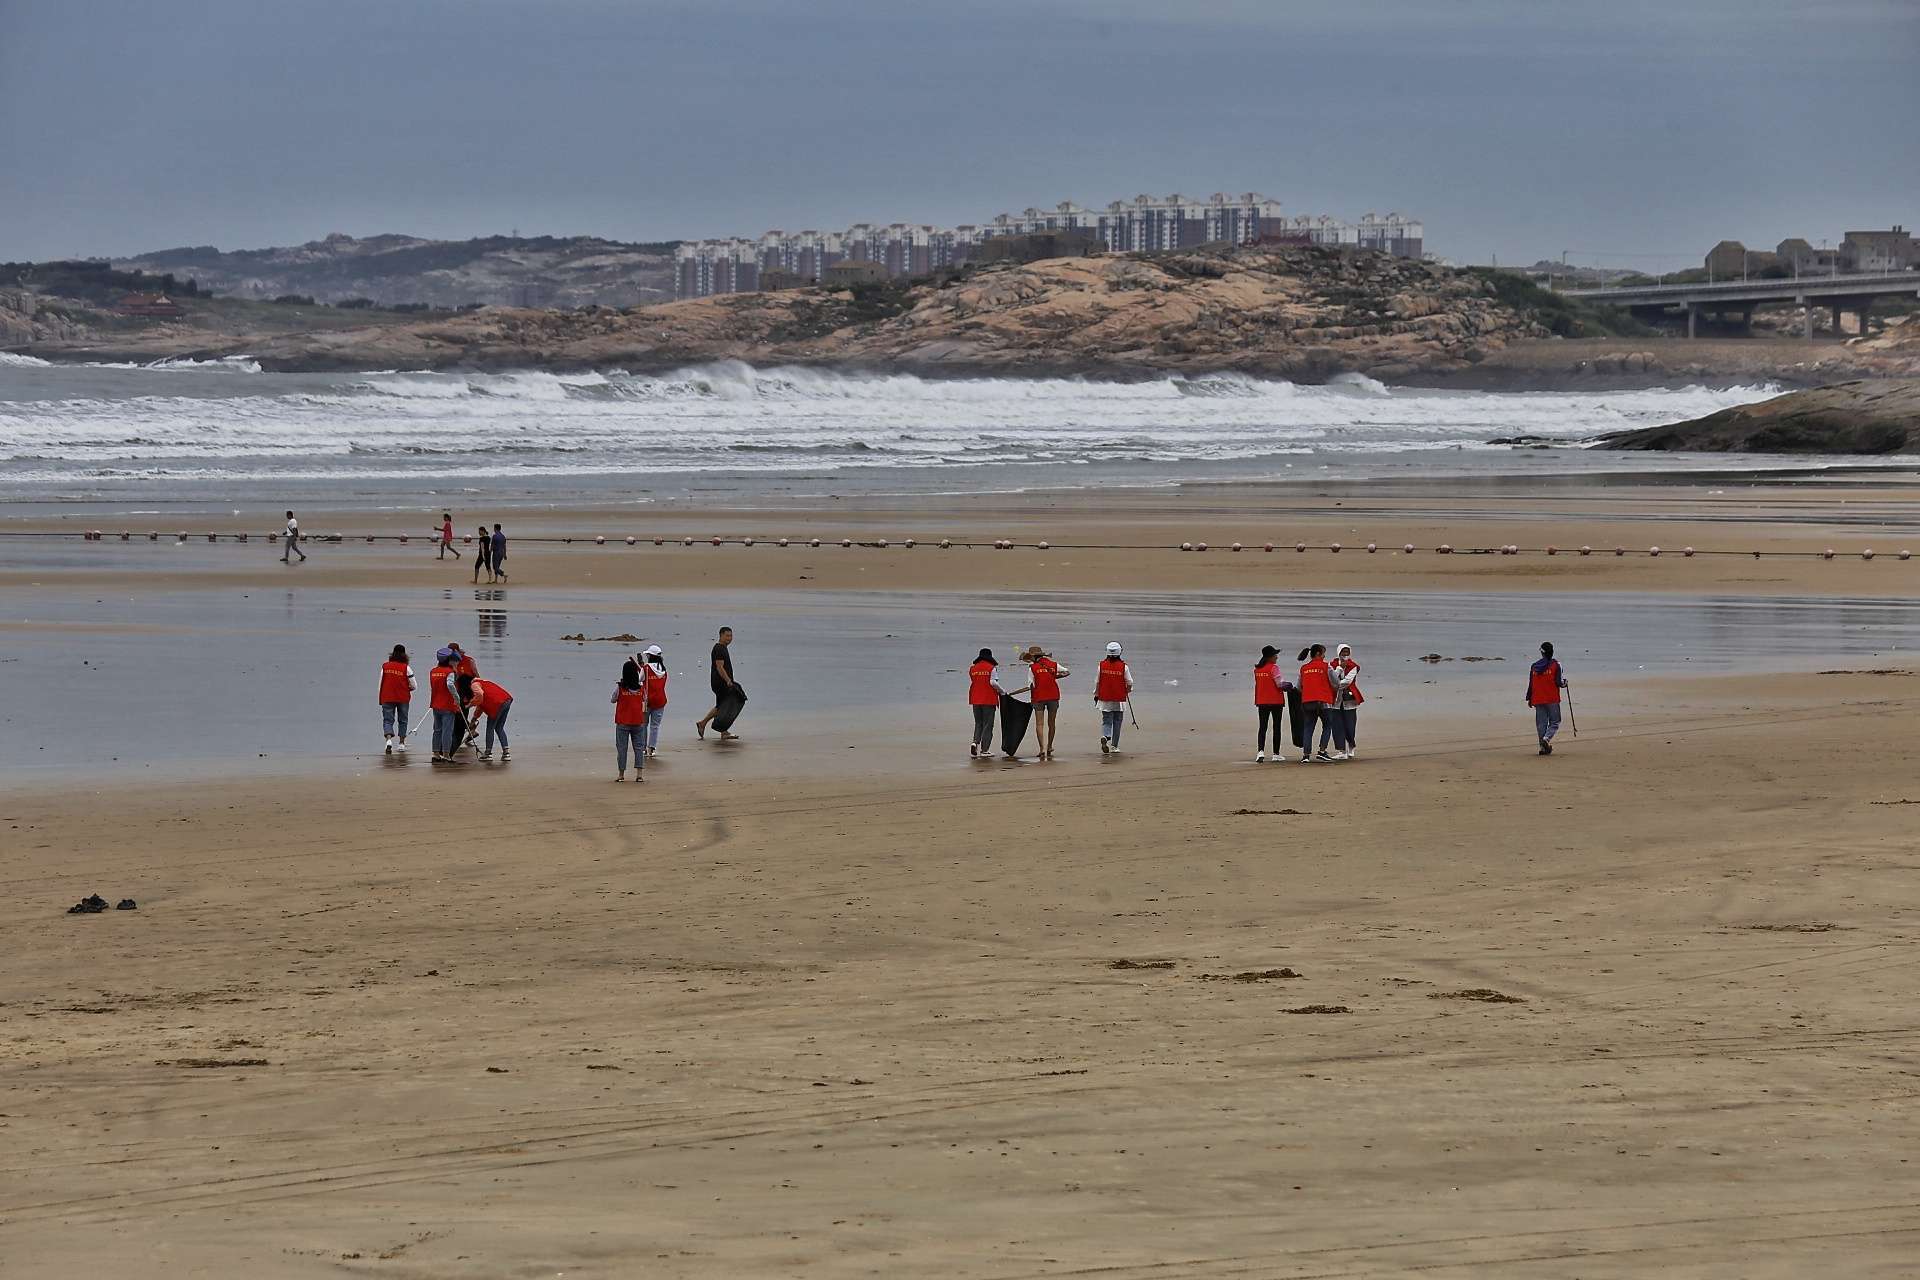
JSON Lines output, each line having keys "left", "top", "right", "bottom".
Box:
{"left": 375, "top": 622, "right": 1573, "bottom": 776}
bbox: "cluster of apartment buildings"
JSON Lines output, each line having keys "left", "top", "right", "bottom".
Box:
{"left": 1704, "top": 226, "right": 1916, "bottom": 280}
{"left": 673, "top": 192, "right": 1425, "bottom": 299}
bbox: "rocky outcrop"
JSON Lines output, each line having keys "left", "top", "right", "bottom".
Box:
{"left": 0, "top": 289, "right": 103, "bottom": 346}
{"left": 18, "top": 246, "right": 1552, "bottom": 379}
{"left": 1601, "top": 379, "right": 1920, "bottom": 453}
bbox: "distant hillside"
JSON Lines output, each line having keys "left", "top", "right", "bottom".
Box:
{"left": 113, "top": 233, "right": 679, "bottom": 309}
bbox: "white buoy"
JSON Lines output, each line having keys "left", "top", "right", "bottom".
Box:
{"left": 626, "top": 535, "right": 636, "bottom": 545}
{"left": 1683, "top": 546, "right": 1695, "bottom": 557}
{"left": 779, "top": 537, "right": 789, "bottom": 547}
{"left": 1438, "top": 544, "right": 1452, "bottom": 554}
{"left": 1580, "top": 545, "right": 1592, "bottom": 556}
{"left": 809, "top": 538, "right": 821, "bottom": 548}
{"left": 1403, "top": 543, "right": 1415, "bottom": 554}
{"left": 398, "top": 534, "right": 408, "bottom": 544}
{"left": 595, "top": 535, "right": 606, "bottom": 545}
{"left": 1822, "top": 548, "right": 1835, "bottom": 560}
{"left": 875, "top": 537, "right": 887, "bottom": 548}
{"left": 654, "top": 537, "right": 663, "bottom": 546}
{"left": 1330, "top": 542, "right": 1341, "bottom": 553}
{"left": 711, "top": 536, "right": 722, "bottom": 546}
{"left": 1366, "top": 542, "right": 1377, "bottom": 553}
{"left": 1196, "top": 541, "right": 1208, "bottom": 551}
{"left": 1614, "top": 546, "right": 1626, "bottom": 556}
{"left": 743, "top": 536, "right": 754, "bottom": 546}
{"left": 1649, "top": 546, "right": 1660, "bottom": 557}
{"left": 905, "top": 538, "right": 916, "bottom": 548}
{"left": 1546, "top": 545, "right": 1557, "bottom": 555}
{"left": 1902, "top": 550, "right": 1913, "bottom": 561}
{"left": 463, "top": 534, "right": 473, "bottom": 544}
{"left": 840, "top": 538, "right": 852, "bottom": 548}
{"left": 1231, "top": 542, "right": 1242, "bottom": 552}
{"left": 940, "top": 538, "right": 951, "bottom": 549}
{"left": 1181, "top": 541, "right": 1192, "bottom": 551}
{"left": 1295, "top": 541, "right": 1307, "bottom": 553}
{"left": 1264, "top": 542, "right": 1274, "bottom": 552}
{"left": 1862, "top": 549, "right": 1874, "bottom": 560}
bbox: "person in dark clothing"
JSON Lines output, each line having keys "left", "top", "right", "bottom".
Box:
{"left": 490, "top": 523, "right": 507, "bottom": 581}
{"left": 473, "top": 524, "right": 492, "bottom": 583}
{"left": 1253, "top": 644, "right": 1289, "bottom": 763}
{"left": 695, "top": 626, "right": 740, "bottom": 739}
{"left": 1526, "top": 642, "right": 1569, "bottom": 754}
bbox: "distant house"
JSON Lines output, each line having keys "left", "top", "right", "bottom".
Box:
{"left": 1840, "top": 227, "right": 1917, "bottom": 273}
{"left": 1775, "top": 238, "right": 1836, "bottom": 276}
{"left": 118, "top": 292, "right": 184, "bottom": 318}
{"left": 971, "top": 229, "right": 1105, "bottom": 264}
{"left": 1702, "top": 241, "right": 1779, "bottom": 279}
{"left": 822, "top": 260, "right": 889, "bottom": 286}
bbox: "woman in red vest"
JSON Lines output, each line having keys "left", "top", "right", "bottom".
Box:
{"left": 1253, "top": 645, "right": 1289, "bottom": 763}
{"left": 468, "top": 675, "right": 513, "bottom": 762}
{"left": 612, "top": 658, "right": 649, "bottom": 781}
{"left": 1330, "top": 642, "right": 1364, "bottom": 760}
{"left": 1094, "top": 642, "right": 1133, "bottom": 754}
{"left": 968, "top": 648, "right": 1004, "bottom": 759}
{"left": 1526, "top": 641, "right": 1568, "bottom": 755}
{"left": 428, "top": 647, "right": 462, "bottom": 763}
{"left": 640, "top": 644, "right": 669, "bottom": 759}
{"left": 1297, "top": 644, "right": 1346, "bottom": 762}
{"left": 1020, "top": 644, "right": 1071, "bottom": 760}
{"left": 377, "top": 644, "right": 417, "bottom": 754}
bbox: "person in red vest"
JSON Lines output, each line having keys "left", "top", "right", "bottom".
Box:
{"left": 1020, "top": 644, "right": 1071, "bottom": 760}
{"left": 1329, "top": 642, "right": 1364, "bottom": 760}
{"left": 437, "top": 513, "right": 461, "bottom": 561}
{"left": 640, "top": 644, "right": 669, "bottom": 759}
{"left": 1526, "top": 641, "right": 1568, "bottom": 755}
{"left": 449, "top": 643, "right": 480, "bottom": 750}
{"left": 377, "top": 644, "right": 417, "bottom": 754}
{"left": 1253, "top": 644, "right": 1289, "bottom": 763}
{"left": 468, "top": 674, "right": 513, "bottom": 762}
{"left": 428, "top": 647, "right": 462, "bottom": 763}
{"left": 1094, "top": 641, "right": 1133, "bottom": 755}
{"left": 968, "top": 649, "right": 1004, "bottom": 759}
{"left": 612, "top": 658, "right": 649, "bottom": 782}
{"left": 1297, "top": 644, "right": 1346, "bottom": 762}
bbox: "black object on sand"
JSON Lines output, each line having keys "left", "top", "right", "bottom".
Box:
{"left": 999, "top": 694, "right": 1034, "bottom": 756}
{"left": 116, "top": 899, "right": 138, "bottom": 911}
{"left": 712, "top": 684, "right": 748, "bottom": 733}
{"left": 67, "top": 894, "right": 108, "bottom": 915}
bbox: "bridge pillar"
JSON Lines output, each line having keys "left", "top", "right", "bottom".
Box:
{"left": 1857, "top": 298, "right": 1872, "bottom": 337}
{"left": 1798, "top": 297, "right": 1812, "bottom": 339}
{"left": 1686, "top": 303, "right": 1697, "bottom": 339}
{"left": 1831, "top": 304, "right": 1843, "bottom": 335}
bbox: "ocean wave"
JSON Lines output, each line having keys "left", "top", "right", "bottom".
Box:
{"left": 0, "top": 351, "right": 54, "bottom": 368}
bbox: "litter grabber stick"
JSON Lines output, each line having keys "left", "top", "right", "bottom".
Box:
{"left": 1566, "top": 688, "right": 1578, "bottom": 737}
{"left": 1127, "top": 696, "right": 1141, "bottom": 729}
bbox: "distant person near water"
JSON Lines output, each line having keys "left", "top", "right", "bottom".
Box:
{"left": 281, "top": 510, "right": 306, "bottom": 563}
{"left": 695, "top": 626, "right": 743, "bottom": 740}
{"left": 1527, "top": 642, "right": 1568, "bottom": 755}
{"left": 438, "top": 513, "right": 461, "bottom": 560}
{"left": 1021, "top": 644, "right": 1069, "bottom": 760}
{"left": 1094, "top": 642, "right": 1133, "bottom": 755}
{"left": 640, "top": 645, "right": 669, "bottom": 758}
{"left": 613, "top": 658, "right": 649, "bottom": 782}
{"left": 490, "top": 523, "right": 508, "bottom": 581}
{"left": 378, "top": 643, "right": 416, "bottom": 754}
{"left": 967, "top": 648, "right": 1004, "bottom": 759}
{"left": 473, "top": 524, "right": 493, "bottom": 583}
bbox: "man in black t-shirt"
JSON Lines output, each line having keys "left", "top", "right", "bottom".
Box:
{"left": 694, "top": 626, "right": 740, "bottom": 739}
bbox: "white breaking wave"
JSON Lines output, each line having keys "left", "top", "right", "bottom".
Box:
{"left": 0, "top": 360, "right": 1785, "bottom": 487}
{"left": 0, "top": 352, "right": 53, "bottom": 368}
{"left": 84, "top": 355, "right": 264, "bottom": 373}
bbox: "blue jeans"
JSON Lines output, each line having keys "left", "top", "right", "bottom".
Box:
{"left": 644, "top": 707, "right": 664, "bottom": 752}
{"left": 1317, "top": 707, "right": 1354, "bottom": 753}
{"left": 432, "top": 708, "right": 460, "bottom": 756}
{"left": 381, "top": 702, "right": 410, "bottom": 740}
{"left": 1101, "top": 707, "right": 1125, "bottom": 746}
{"left": 1534, "top": 702, "right": 1561, "bottom": 741}
{"left": 616, "top": 724, "right": 644, "bottom": 773}
{"left": 484, "top": 700, "right": 511, "bottom": 752}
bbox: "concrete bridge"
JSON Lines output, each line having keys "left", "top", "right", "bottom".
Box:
{"left": 1559, "top": 271, "right": 1920, "bottom": 337}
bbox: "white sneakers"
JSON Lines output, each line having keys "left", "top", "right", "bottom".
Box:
{"left": 1254, "top": 752, "right": 1266, "bottom": 763}
{"left": 383, "top": 736, "right": 394, "bottom": 754}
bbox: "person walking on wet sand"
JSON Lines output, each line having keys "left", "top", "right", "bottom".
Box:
{"left": 378, "top": 643, "right": 417, "bottom": 754}
{"left": 473, "top": 523, "right": 493, "bottom": 583}
{"left": 695, "top": 626, "right": 741, "bottom": 740}
{"left": 1022, "top": 644, "right": 1070, "bottom": 760}
{"left": 490, "top": 523, "right": 508, "bottom": 582}
{"left": 438, "top": 513, "right": 461, "bottom": 560}
{"left": 1094, "top": 641, "right": 1133, "bottom": 755}
{"left": 640, "top": 644, "right": 669, "bottom": 757}
{"left": 613, "top": 659, "right": 649, "bottom": 781}
{"left": 281, "top": 510, "right": 305, "bottom": 563}
{"left": 1526, "top": 642, "right": 1568, "bottom": 755}
{"left": 968, "top": 648, "right": 1004, "bottom": 759}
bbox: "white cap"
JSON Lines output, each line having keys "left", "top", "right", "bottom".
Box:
{"left": 1106, "top": 641, "right": 1123, "bottom": 656}
{"left": 643, "top": 644, "right": 662, "bottom": 657}
{"left": 1336, "top": 642, "right": 1351, "bottom": 655}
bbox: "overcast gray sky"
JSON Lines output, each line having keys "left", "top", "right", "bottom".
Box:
{"left": 2, "top": 0, "right": 1915, "bottom": 268}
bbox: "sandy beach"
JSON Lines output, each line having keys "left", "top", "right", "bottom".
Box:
{"left": 3, "top": 475, "right": 1919, "bottom": 1277}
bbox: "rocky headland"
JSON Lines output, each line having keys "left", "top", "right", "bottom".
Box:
{"left": 1603, "top": 377, "right": 1920, "bottom": 454}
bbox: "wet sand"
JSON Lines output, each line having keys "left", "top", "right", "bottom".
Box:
{"left": 3, "top": 474, "right": 1919, "bottom": 1277}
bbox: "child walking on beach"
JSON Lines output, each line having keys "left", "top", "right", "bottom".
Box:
{"left": 613, "top": 659, "right": 649, "bottom": 781}
{"left": 1094, "top": 642, "right": 1133, "bottom": 755}
{"left": 1526, "top": 642, "right": 1568, "bottom": 755}
{"left": 640, "top": 645, "right": 669, "bottom": 757}
{"left": 378, "top": 644, "right": 416, "bottom": 753}
{"left": 438, "top": 513, "right": 460, "bottom": 560}
{"left": 968, "top": 648, "right": 1003, "bottom": 759}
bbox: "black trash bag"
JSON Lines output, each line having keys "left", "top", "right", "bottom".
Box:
{"left": 1285, "top": 685, "right": 1308, "bottom": 750}
{"left": 713, "top": 684, "right": 748, "bottom": 733}
{"left": 999, "top": 694, "right": 1034, "bottom": 756}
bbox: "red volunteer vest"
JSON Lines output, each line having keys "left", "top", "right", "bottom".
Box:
{"left": 643, "top": 665, "right": 668, "bottom": 709}
{"left": 472, "top": 679, "right": 511, "bottom": 717}
{"left": 614, "top": 686, "right": 648, "bottom": 726}
{"left": 1030, "top": 657, "right": 1061, "bottom": 701}
{"left": 1094, "top": 658, "right": 1129, "bottom": 703}
{"left": 1253, "top": 661, "right": 1284, "bottom": 706}
{"left": 454, "top": 653, "right": 478, "bottom": 678}
{"left": 968, "top": 661, "right": 998, "bottom": 706}
{"left": 1528, "top": 661, "right": 1562, "bottom": 705}
{"left": 428, "top": 665, "right": 459, "bottom": 712}
{"left": 378, "top": 660, "right": 411, "bottom": 704}
{"left": 1335, "top": 657, "right": 1364, "bottom": 705}
{"left": 1298, "top": 659, "right": 1335, "bottom": 704}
